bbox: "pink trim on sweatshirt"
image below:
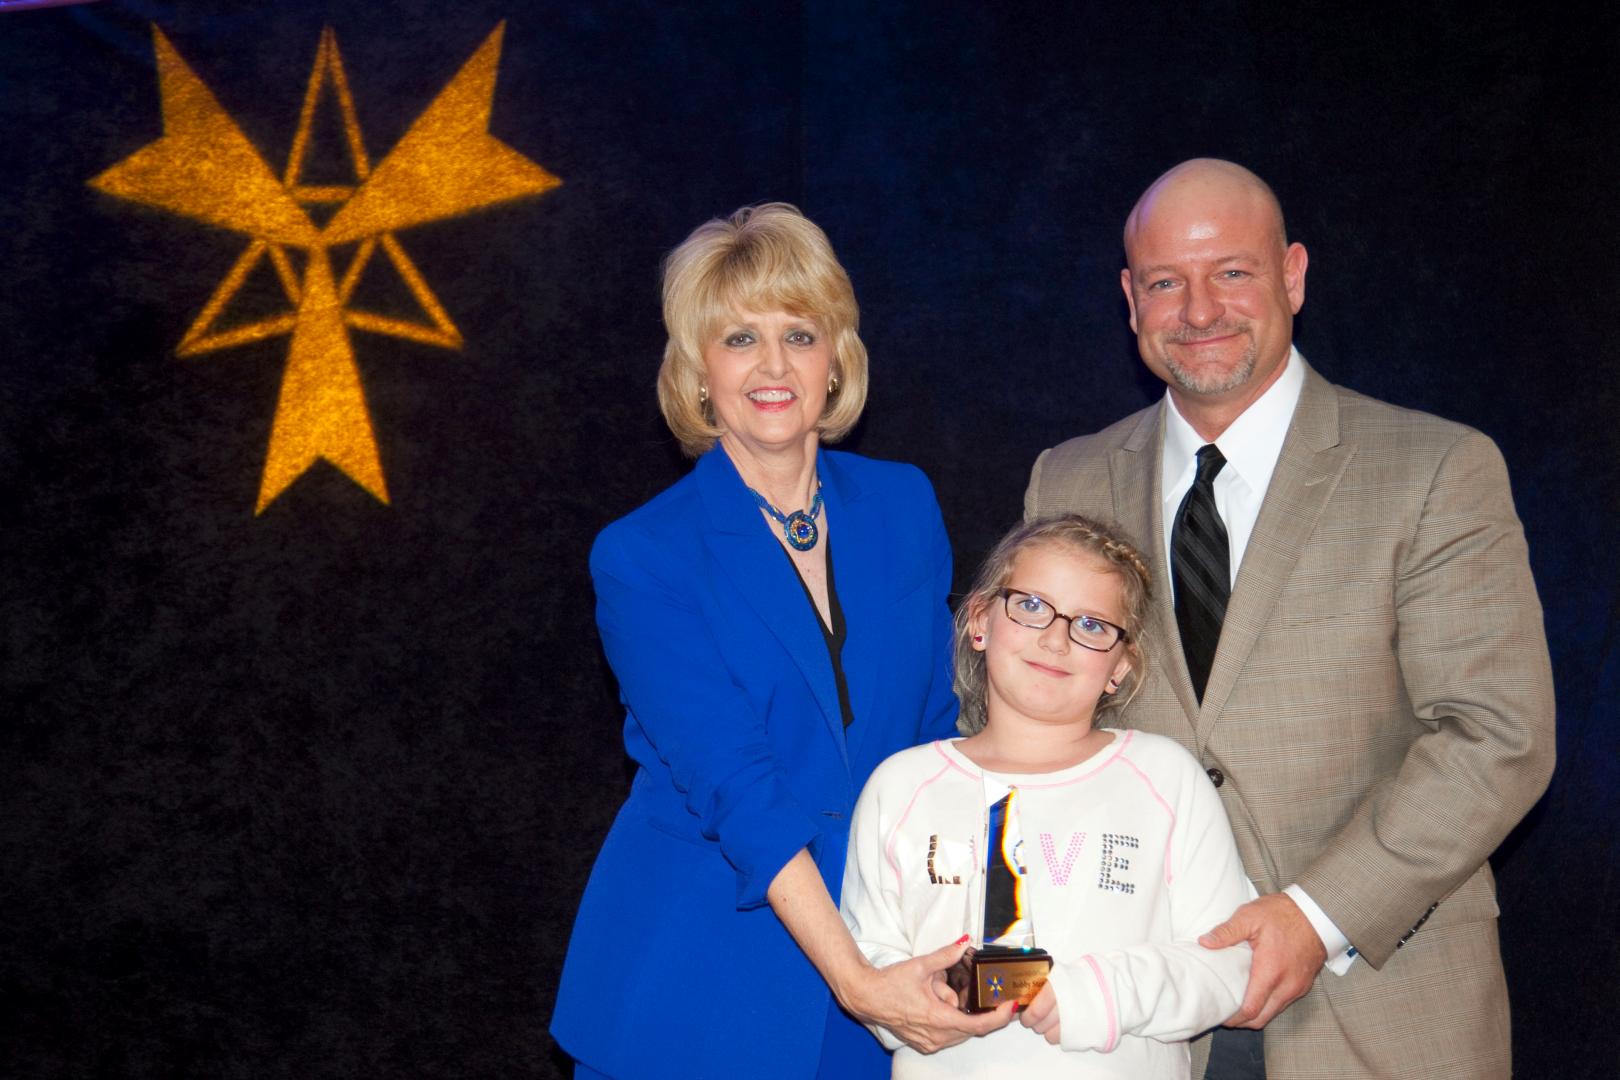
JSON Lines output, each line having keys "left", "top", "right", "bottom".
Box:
{"left": 1015, "top": 728, "right": 1134, "bottom": 789}
{"left": 932, "top": 738, "right": 981, "bottom": 779}
{"left": 1115, "top": 751, "right": 1177, "bottom": 885}
{"left": 1084, "top": 954, "right": 1119, "bottom": 1052}
{"left": 937, "top": 729, "right": 1135, "bottom": 789}
{"left": 886, "top": 750, "right": 958, "bottom": 906}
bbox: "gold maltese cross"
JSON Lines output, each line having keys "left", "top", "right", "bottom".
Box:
{"left": 91, "top": 24, "right": 560, "bottom": 513}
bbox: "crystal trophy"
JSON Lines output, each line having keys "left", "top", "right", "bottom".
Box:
{"left": 946, "top": 786, "right": 1053, "bottom": 1012}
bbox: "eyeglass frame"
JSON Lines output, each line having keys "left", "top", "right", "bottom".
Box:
{"left": 995, "top": 587, "right": 1130, "bottom": 652}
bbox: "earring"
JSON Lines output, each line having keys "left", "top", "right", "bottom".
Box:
{"left": 698, "top": 384, "right": 709, "bottom": 405}
{"left": 972, "top": 634, "right": 984, "bottom": 645}
{"left": 828, "top": 373, "right": 841, "bottom": 395}
{"left": 1107, "top": 677, "right": 1121, "bottom": 692}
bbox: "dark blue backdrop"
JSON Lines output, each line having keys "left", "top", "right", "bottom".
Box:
{"left": 2, "top": 1, "right": 1614, "bottom": 1076}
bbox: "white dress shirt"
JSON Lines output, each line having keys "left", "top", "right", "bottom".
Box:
{"left": 1159, "top": 347, "right": 1356, "bottom": 975}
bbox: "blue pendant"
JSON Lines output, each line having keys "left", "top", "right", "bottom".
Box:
{"left": 784, "top": 511, "right": 819, "bottom": 551}
{"left": 745, "top": 483, "right": 824, "bottom": 552}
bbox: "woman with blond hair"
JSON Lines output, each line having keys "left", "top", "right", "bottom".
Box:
{"left": 552, "top": 205, "right": 1010, "bottom": 1078}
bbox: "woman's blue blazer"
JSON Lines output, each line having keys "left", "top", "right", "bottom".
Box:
{"left": 551, "top": 447, "right": 960, "bottom": 1078}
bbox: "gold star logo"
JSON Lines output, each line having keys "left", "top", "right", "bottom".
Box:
{"left": 91, "top": 24, "right": 560, "bottom": 512}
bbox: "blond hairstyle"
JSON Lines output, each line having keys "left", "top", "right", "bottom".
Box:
{"left": 655, "top": 203, "right": 869, "bottom": 456}
{"left": 954, "top": 515, "right": 1154, "bottom": 735}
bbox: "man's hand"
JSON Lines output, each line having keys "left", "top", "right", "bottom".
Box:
{"left": 1200, "top": 891, "right": 1327, "bottom": 1029}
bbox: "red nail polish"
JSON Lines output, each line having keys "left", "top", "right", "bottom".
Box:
{"left": 955, "top": 934, "right": 971, "bottom": 945}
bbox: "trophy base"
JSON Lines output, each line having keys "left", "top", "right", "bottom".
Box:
{"left": 946, "top": 944, "right": 1053, "bottom": 1012}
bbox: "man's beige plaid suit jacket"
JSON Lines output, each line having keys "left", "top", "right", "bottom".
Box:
{"left": 1026, "top": 362, "right": 1555, "bottom": 1079}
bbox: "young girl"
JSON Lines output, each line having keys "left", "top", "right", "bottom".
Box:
{"left": 841, "top": 515, "right": 1251, "bottom": 1078}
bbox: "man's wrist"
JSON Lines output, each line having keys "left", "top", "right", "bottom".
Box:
{"left": 1283, "top": 884, "right": 1357, "bottom": 974}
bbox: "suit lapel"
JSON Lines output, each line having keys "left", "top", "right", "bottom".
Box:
{"left": 1112, "top": 405, "right": 1204, "bottom": 731}
{"left": 823, "top": 454, "right": 880, "bottom": 752}
{"left": 697, "top": 450, "right": 846, "bottom": 749}
{"left": 1196, "top": 366, "right": 1354, "bottom": 744}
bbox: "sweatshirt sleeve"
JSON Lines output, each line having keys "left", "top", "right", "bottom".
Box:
{"left": 1049, "top": 748, "right": 1252, "bottom": 1051}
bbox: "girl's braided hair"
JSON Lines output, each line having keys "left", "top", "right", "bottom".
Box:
{"left": 953, "top": 514, "right": 1153, "bottom": 735}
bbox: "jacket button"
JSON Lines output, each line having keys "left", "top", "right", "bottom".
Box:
{"left": 1206, "top": 767, "right": 1224, "bottom": 788}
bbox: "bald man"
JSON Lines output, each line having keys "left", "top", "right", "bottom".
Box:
{"left": 1024, "top": 160, "right": 1554, "bottom": 1079}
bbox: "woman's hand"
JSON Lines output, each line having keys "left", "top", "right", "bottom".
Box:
{"left": 1018, "top": 981, "right": 1062, "bottom": 1045}
{"left": 767, "top": 851, "right": 1014, "bottom": 1053}
{"left": 835, "top": 937, "right": 1017, "bottom": 1054}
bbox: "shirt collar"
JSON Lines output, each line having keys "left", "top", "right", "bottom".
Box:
{"left": 1161, "top": 346, "right": 1306, "bottom": 494}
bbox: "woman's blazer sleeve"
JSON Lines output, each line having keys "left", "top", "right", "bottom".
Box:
{"left": 839, "top": 758, "right": 915, "bottom": 1053}
{"left": 590, "top": 520, "right": 822, "bottom": 911}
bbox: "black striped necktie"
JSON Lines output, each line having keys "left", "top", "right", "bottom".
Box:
{"left": 1172, "top": 444, "right": 1230, "bottom": 703}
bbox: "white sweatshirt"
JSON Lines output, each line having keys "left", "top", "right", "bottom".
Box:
{"left": 840, "top": 730, "right": 1252, "bottom": 1079}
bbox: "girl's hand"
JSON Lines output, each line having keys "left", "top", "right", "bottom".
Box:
{"left": 1019, "top": 981, "right": 1062, "bottom": 1045}
{"left": 838, "top": 937, "right": 1017, "bottom": 1054}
